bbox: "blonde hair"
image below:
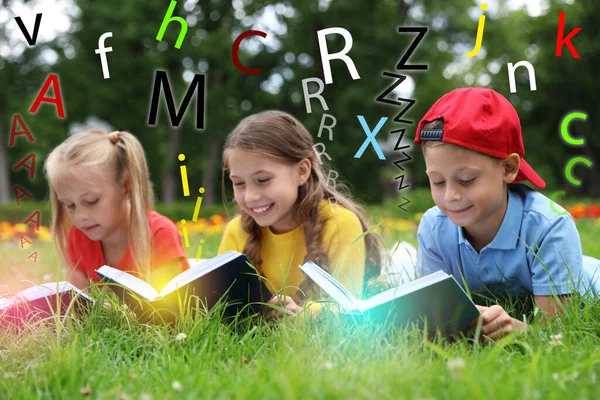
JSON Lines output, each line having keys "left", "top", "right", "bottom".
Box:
{"left": 222, "top": 110, "right": 386, "bottom": 301}
{"left": 44, "top": 130, "right": 155, "bottom": 280}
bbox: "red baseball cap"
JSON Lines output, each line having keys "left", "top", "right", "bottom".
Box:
{"left": 414, "top": 87, "right": 545, "bottom": 189}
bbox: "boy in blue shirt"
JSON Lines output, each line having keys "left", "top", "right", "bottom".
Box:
{"left": 413, "top": 88, "right": 599, "bottom": 339}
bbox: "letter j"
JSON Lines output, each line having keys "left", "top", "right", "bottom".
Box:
{"left": 466, "top": 4, "right": 487, "bottom": 57}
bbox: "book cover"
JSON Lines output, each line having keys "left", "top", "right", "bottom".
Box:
{"left": 299, "top": 261, "right": 480, "bottom": 336}
{"left": 0, "top": 281, "right": 94, "bottom": 328}
{"left": 95, "top": 251, "right": 272, "bottom": 321}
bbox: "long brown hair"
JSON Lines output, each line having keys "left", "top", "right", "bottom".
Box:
{"left": 45, "top": 130, "right": 155, "bottom": 280}
{"left": 222, "top": 110, "right": 386, "bottom": 299}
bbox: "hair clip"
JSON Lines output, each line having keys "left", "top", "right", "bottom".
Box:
{"left": 108, "top": 131, "right": 121, "bottom": 144}
{"left": 419, "top": 129, "right": 444, "bottom": 141}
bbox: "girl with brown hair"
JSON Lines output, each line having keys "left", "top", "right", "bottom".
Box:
{"left": 218, "top": 110, "right": 386, "bottom": 317}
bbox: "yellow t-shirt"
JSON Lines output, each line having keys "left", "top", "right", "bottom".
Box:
{"left": 217, "top": 199, "right": 366, "bottom": 311}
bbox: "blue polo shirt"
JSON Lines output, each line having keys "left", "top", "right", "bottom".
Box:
{"left": 416, "top": 184, "right": 587, "bottom": 298}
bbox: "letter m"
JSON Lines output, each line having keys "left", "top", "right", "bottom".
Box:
{"left": 148, "top": 70, "right": 206, "bottom": 129}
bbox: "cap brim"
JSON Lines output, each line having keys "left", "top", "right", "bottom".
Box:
{"left": 515, "top": 158, "right": 546, "bottom": 189}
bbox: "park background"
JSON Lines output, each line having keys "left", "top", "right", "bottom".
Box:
{"left": 1, "top": 0, "right": 600, "bottom": 398}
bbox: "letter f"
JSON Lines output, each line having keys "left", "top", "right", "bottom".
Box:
{"left": 95, "top": 32, "right": 113, "bottom": 79}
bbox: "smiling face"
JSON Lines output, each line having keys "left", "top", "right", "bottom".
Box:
{"left": 55, "top": 165, "right": 130, "bottom": 243}
{"left": 227, "top": 150, "right": 311, "bottom": 234}
{"left": 424, "top": 143, "right": 520, "bottom": 243}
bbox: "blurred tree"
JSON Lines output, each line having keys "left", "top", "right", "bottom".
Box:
{"left": 3, "top": 0, "right": 596, "bottom": 210}
{"left": 0, "top": 0, "right": 70, "bottom": 213}
{"left": 453, "top": 0, "right": 599, "bottom": 196}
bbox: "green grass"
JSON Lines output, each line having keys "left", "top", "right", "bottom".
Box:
{"left": 1, "top": 198, "right": 599, "bottom": 399}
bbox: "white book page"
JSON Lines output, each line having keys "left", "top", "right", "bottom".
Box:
{"left": 360, "top": 270, "right": 450, "bottom": 311}
{"left": 39, "top": 282, "right": 94, "bottom": 302}
{"left": 299, "top": 262, "right": 358, "bottom": 311}
{"left": 0, "top": 296, "right": 13, "bottom": 310}
{"left": 160, "top": 251, "right": 241, "bottom": 295}
{"left": 4, "top": 281, "right": 94, "bottom": 305}
{"left": 96, "top": 266, "right": 159, "bottom": 301}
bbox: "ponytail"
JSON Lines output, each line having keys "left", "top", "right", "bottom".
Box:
{"left": 45, "top": 129, "right": 155, "bottom": 281}
{"left": 108, "top": 131, "right": 155, "bottom": 280}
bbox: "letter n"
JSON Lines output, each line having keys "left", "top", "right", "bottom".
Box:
{"left": 29, "top": 74, "right": 65, "bottom": 118}
{"left": 148, "top": 70, "right": 206, "bottom": 129}
{"left": 507, "top": 61, "right": 537, "bottom": 94}
{"left": 9, "top": 115, "right": 35, "bottom": 146}
{"left": 12, "top": 153, "right": 36, "bottom": 180}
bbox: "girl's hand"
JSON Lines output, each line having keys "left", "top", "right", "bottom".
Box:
{"left": 470, "top": 305, "right": 526, "bottom": 340}
{"left": 266, "top": 296, "right": 302, "bottom": 319}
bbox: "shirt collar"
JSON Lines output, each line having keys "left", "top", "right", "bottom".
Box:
{"left": 457, "top": 187, "right": 523, "bottom": 250}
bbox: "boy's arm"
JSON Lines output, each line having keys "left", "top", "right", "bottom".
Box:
{"left": 529, "top": 215, "right": 584, "bottom": 300}
{"left": 475, "top": 215, "right": 582, "bottom": 339}
{"left": 535, "top": 295, "right": 569, "bottom": 318}
{"left": 416, "top": 212, "right": 450, "bottom": 277}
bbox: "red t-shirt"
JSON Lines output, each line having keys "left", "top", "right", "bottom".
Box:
{"left": 67, "top": 211, "right": 189, "bottom": 282}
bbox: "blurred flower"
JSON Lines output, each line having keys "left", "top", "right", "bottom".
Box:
{"left": 446, "top": 357, "right": 466, "bottom": 371}
{"left": 175, "top": 214, "right": 227, "bottom": 236}
{"left": 13, "top": 223, "right": 28, "bottom": 233}
{"left": 175, "top": 333, "right": 187, "bottom": 343}
{"left": 447, "top": 357, "right": 466, "bottom": 379}
{"left": 37, "top": 226, "right": 52, "bottom": 242}
{"left": 549, "top": 333, "right": 563, "bottom": 346}
{"left": 171, "top": 381, "right": 183, "bottom": 391}
{"left": 567, "top": 203, "right": 600, "bottom": 220}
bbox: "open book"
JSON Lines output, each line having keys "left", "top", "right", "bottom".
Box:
{"left": 95, "top": 251, "right": 272, "bottom": 320}
{"left": 0, "top": 281, "right": 93, "bottom": 327}
{"left": 299, "top": 262, "right": 480, "bottom": 336}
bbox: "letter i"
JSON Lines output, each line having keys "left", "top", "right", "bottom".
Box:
{"left": 466, "top": 3, "right": 487, "bottom": 57}
{"left": 192, "top": 187, "right": 205, "bottom": 222}
{"left": 178, "top": 153, "right": 190, "bottom": 196}
{"left": 195, "top": 239, "right": 205, "bottom": 262}
{"left": 180, "top": 219, "right": 190, "bottom": 247}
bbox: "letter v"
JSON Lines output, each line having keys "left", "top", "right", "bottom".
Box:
{"left": 14, "top": 13, "right": 43, "bottom": 46}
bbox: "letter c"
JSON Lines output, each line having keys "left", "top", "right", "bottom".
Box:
{"left": 232, "top": 30, "right": 267, "bottom": 74}
{"left": 549, "top": 191, "right": 569, "bottom": 215}
{"left": 560, "top": 112, "right": 587, "bottom": 145}
{"left": 565, "top": 156, "right": 593, "bottom": 186}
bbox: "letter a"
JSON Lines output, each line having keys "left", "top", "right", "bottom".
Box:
{"left": 14, "top": 185, "right": 33, "bottom": 206}
{"left": 28, "top": 252, "right": 38, "bottom": 263}
{"left": 20, "top": 236, "right": 32, "bottom": 248}
{"left": 12, "top": 153, "right": 36, "bottom": 180}
{"left": 23, "top": 210, "right": 41, "bottom": 231}
{"left": 8, "top": 114, "right": 35, "bottom": 146}
{"left": 29, "top": 74, "right": 65, "bottom": 118}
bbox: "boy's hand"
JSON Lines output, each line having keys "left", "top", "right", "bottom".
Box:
{"left": 470, "top": 305, "right": 526, "bottom": 340}
{"left": 266, "top": 296, "right": 301, "bottom": 319}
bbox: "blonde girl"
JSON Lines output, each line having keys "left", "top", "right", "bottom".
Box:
{"left": 44, "top": 130, "right": 189, "bottom": 290}
{"left": 218, "top": 111, "right": 385, "bottom": 317}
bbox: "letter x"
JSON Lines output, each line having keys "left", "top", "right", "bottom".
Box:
{"left": 354, "top": 116, "right": 387, "bottom": 159}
